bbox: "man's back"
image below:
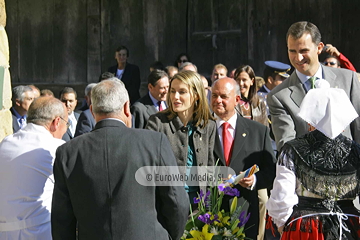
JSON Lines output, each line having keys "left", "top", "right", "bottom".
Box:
{"left": 51, "top": 119, "right": 189, "bottom": 240}
{"left": 0, "top": 124, "right": 65, "bottom": 239}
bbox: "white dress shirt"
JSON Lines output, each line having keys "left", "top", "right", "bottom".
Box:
{"left": 68, "top": 112, "right": 77, "bottom": 137}
{"left": 0, "top": 123, "right": 65, "bottom": 238}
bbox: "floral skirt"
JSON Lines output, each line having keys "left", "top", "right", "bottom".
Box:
{"left": 281, "top": 197, "right": 360, "bottom": 240}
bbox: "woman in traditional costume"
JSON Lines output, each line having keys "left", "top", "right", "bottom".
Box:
{"left": 266, "top": 79, "right": 360, "bottom": 239}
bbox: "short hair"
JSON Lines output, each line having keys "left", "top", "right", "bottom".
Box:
{"left": 213, "top": 64, "right": 228, "bottom": 75}
{"left": 59, "top": 87, "right": 77, "bottom": 99}
{"left": 263, "top": 67, "right": 278, "bottom": 84}
{"left": 165, "top": 70, "right": 213, "bottom": 128}
{"left": 115, "top": 46, "right": 129, "bottom": 57}
{"left": 27, "top": 97, "right": 66, "bottom": 126}
{"left": 40, "top": 89, "right": 54, "bottom": 97}
{"left": 324, "top": 55, "right": 340, "bottom": 66}
{"left": 234, "top": 65, "right": 260, "bottom": 107}
{"left": 165, "top": 66, "right": 178, "bottom": 76}
{"left": 174, "top": 53, "right": 191, "bottom": 67}
{"left": 148, "top": 70, "right": 168, "bottom": 86}
{"left": 150, "top": 61, "right": 165, "bottom": 71}
{"left": 91, "top": 78, "right": 129, "bottom": 115}
{"left": 12, "top": 85, "right": 33, "bottom": 103}
{"left": 179, "top": 62, "right": 198, "bottom": 72}
{"left": 286, "top": 21, "right": 321, "bottom": 45}
{"left": 85, "top": 83, "right": 97, "bottom": 97}
{"left": 99, "top": 72, "right": 115, "bottom": 82}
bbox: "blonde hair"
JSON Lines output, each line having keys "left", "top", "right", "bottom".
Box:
{"left": 165, "top": 70, "right": 213, "bottom": 128}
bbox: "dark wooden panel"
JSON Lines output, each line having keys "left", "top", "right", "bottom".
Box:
{"left": 53, "top": 0, "right": 87, "bottom": 84}
{"left": 17, "top": 0, "right": 53, "bottom": 83}
{"left": 87, "top": 0, "right": 101, "bottom": 83}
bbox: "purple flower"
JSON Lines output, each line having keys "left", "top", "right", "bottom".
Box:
{"left": 238, "top": 211, "right": 251, "bottom": 228}
{"left": 198, "top": 213, "right": 220, "bottom": 225}
{"left": 223, "top": 187, "right": 240, "bottom": 197}
{"left": 218, "top": 183, "right": 225, "bottom": 192}
{"left": 193, "top": 189, "right": 205, "bottom": 204}
{"left": 204, "top": 190, "right": 211, "bottom": 208}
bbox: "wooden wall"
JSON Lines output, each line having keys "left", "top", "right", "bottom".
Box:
{"left": 5, "top": 0, "right": 360, "bottom": 97}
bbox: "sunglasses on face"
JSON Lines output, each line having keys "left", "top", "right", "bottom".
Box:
{"left": 178, "top": 59, "right": 188, "bottom": 63}
{"left": 324, "top": 61, "right": 337, "bottom": 66}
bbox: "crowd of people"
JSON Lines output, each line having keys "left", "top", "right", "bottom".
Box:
{"left": 1, "top": 20, "right": 360, "bottom": 240}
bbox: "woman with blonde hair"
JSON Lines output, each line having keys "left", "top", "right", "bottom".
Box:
{"left": 146, "top": 70, "right": 216, "bottom": 203}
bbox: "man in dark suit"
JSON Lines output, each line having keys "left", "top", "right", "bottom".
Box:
{"left": 10, "top": 85, "right": 35, "bottom": 133}
{"left": 108, "top": 45, "right": 141, "bottom": 104}
{"left": 131, "top": 69, "right": 169, "bottom": 128}
{"left": 60, "top": 87, "right": 80, "bottom": 141}
{"left": 211, "top": 77, "right": 276, "bottom": 240}
{"left": 51, "top": 79, "right": 189, "bottom": 240}
{"left": 75, "top": 83, "right": 97, "bottom": 137}
{"left": 267, "top": 21, "right": 360, "bottom": 151}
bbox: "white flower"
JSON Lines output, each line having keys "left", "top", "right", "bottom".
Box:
{"left": 223, "top": 227, "right": 232, "bottom": 236}
{"left": 210, "top": 226, "right": 219, "bottom": 235}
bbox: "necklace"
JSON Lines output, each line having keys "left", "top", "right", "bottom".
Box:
{"left": 240, "top": 100, "right": 250, "bottom": 111}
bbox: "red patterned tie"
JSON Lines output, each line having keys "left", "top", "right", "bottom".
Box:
{"left": 222, "top": 122, "right": 233, "bottom": 166}
{"left": 158, "top": 101, "right": 163, "bottom": 111}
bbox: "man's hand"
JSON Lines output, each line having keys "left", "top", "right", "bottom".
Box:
{"left": 238, "top": 174, "right": 254, "bottom": 188}
{"left": 325, "top": 44, "right": 341, "bottom": 57}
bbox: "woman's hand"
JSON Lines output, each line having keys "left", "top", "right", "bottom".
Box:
{"left": 278, "top": 225, "right": 284, "bottom": 235}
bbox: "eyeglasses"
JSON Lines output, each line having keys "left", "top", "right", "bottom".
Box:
{"left": 178, "top": 59, "right": 188, "bottom": 63}
{"left": 323, "top": 61, "right": 337, "bottom": 66}
{"left": 59, "top": 116, "right": 70, "bottom": 128}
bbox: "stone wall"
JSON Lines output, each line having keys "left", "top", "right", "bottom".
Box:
{"left": 0, "top": 0, "right": 12, "bottom": 141}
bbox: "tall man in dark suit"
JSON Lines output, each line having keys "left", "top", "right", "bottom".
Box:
{"left": 267, "top": 21, "right": 360, "bottom": 151}
{"left": 74, "top": 83, "right": 96, "bottom": 137}
{"left": 131, "top": 69, "right": 169, "bottom": 128}
{"left": 60, "top": 87, "right": 80, "bottom": 141}
{"left": 51, "top": 79, "right": 189, "bottom": 240}
{"left": 211, "top": 78, "right": 276, "bottom": 240}
{"left": 108, "top": 45, "right": 141, "bottom": 104}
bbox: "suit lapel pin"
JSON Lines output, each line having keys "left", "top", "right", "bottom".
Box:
{"left": 242, "top": 133, "right": 246, "bottom": 137}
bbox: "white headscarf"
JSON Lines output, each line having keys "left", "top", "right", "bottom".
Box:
{"left": 298, "top": 79, "right": 359, "bottom": 139}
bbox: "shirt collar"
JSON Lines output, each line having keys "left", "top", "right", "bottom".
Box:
{"left": 214, "top": 112, "right": 237, "bottom": 129}
{"left": 296, "top": 64, "right": 323, "bottom": 84}
{"left": 148, "top": 91, "right": 159, "bottom": 106}
{"left": 12, "top": 107, "right": 26, "bottom": 120}
{"left": 263, "top": 85, "right": 271, "bottom": 93}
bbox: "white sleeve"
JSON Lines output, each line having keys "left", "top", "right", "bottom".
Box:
{"left": 266, "top": 160, "right": 298, "bottom": 227}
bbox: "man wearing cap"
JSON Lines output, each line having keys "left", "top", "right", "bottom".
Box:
{"left": 258, "top": 61, "right": 291, "bottom": 95}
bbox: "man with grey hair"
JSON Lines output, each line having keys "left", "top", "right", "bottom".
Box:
{"left": 52, "top": 79, "right": 189, "bottom": 240}
{"left": 10, "top": 85, "right": 35, "bottom": 133}
{"left": 74, "top": 83, "right": 97, "bottom": 136}
{"left": 179, "top": 61, "right": 197, "bottom": 72}
{"left": 0, "top": 97, "right": 68, "bottom": 239}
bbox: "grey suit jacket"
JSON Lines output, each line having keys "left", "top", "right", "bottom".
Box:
{"left": 267, "top": 66, "right": 360, "bottom": 151}
{"left": 146, "top": 112, "right": 216, "bottom": 192}
{"left": 62, "top": 112, "right": 80, "bottom": 142}
{"left": 131, "top": 93, "right": 158, "bottom": 129}
{"left": 52, "top": 119, "right": 189, "bottom": 240}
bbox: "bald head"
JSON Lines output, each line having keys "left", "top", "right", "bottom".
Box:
{"left": 27, "top": 97, "right": 68, "bottom": 139}
{"left": 211, "top": 77, "right": 240, "bottom": 121}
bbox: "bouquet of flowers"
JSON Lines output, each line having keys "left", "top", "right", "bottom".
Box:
{"left": 181, "top": 165, "right": 259, "bottom": 240}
